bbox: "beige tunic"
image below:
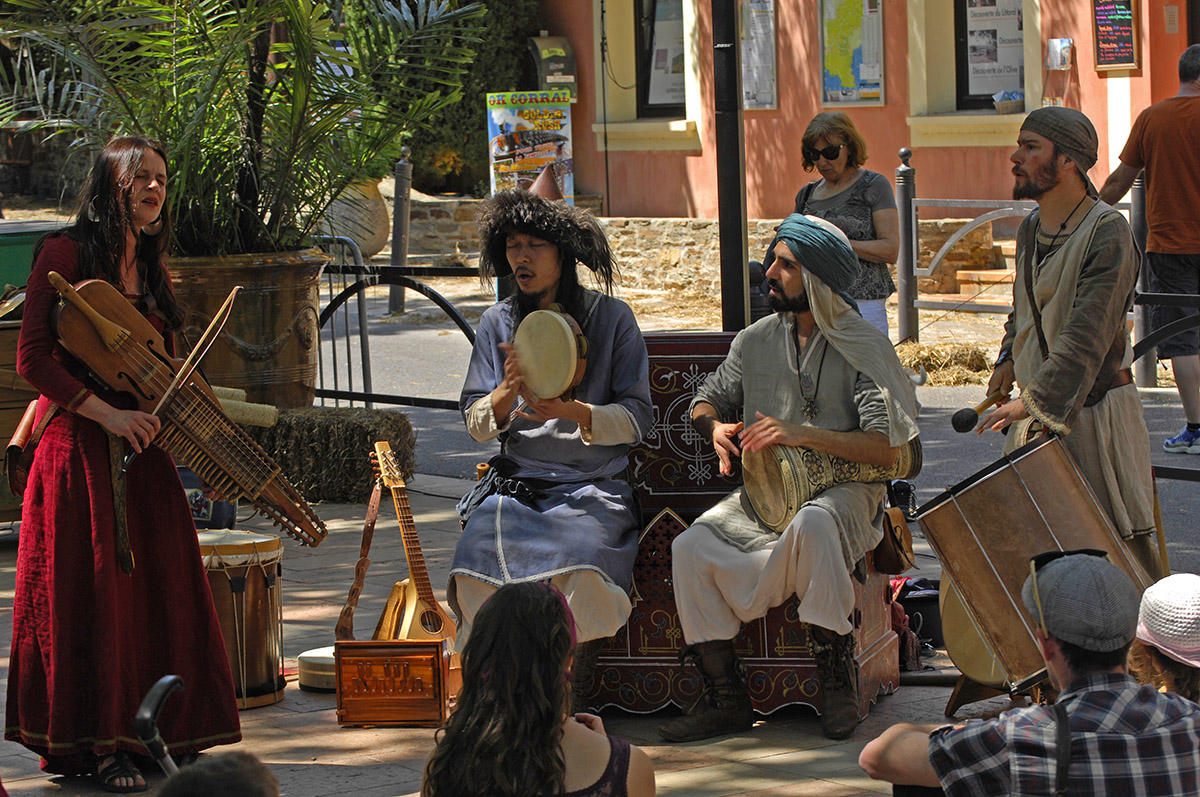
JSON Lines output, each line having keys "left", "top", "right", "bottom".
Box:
{"left": 1002, "top": 202, "right": 1155, "bottom": 545}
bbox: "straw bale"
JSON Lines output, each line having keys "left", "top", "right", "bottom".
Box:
{"left": 246, "top": 408, "right": 415, "bottom": 503}
{"left": 896, "top": 342, "right": 991, "bottom": 386}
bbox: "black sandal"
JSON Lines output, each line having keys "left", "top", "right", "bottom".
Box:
{"left": 93, "top": 753, "right": 147, "bottom": 794}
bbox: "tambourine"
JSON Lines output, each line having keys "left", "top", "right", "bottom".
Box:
{"left": 512, "top": 307, "right": 588, "bottom": 401}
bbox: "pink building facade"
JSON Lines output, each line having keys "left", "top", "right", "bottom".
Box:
{"left": 539, "top": 0, "right": 1196, "bottom": 218}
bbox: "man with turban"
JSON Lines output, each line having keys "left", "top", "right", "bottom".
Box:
{"left": 659, "top": 214, "right": 920, "bottom": 743}
{"left": 977, "top": 107, "right": 1161, "bottom": 579}
{"left": 452, "top": 186, "right": 653, "bottom": 711}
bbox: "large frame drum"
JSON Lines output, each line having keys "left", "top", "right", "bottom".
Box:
{"left": 917, "top": 436, "right": 1153, "bottom": 692}
{"left": 198, "top": 530, "right": 286, "bottom": 709}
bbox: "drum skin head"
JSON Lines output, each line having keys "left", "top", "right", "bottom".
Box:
{"left": 197, "top": 529, "right": 283, "bottom": 565}
{"left": 742, "top": 445, "right": 802, "bottom": 533}
{"left": 514, "top": 310, "right": 578, "bottom": 400}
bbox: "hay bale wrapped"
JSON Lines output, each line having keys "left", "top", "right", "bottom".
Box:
{"left": 245, "top": 408, "right": 416, "bottom": 503}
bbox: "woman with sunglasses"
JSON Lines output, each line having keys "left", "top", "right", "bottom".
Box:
{"left": 794, "top": 111, "right": 900, "bottom": 337}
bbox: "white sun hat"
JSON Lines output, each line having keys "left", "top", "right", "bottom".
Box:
{"left": 1136, "top": 573, "right": 1200, "bottom": 668}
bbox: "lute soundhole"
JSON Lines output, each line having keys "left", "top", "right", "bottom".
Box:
{"left": 420, "top": 610, "right": 444, "bottom": 634}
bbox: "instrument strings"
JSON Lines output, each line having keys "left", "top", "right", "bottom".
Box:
{"left": 109, "top": 334, "right": 303, "bottom": 529}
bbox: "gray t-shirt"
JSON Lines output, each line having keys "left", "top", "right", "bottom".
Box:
{"left": 794, "top": 169, "right": 897, "bottom": 301}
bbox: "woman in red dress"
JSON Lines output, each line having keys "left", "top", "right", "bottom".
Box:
{"left": 5, "top": 137, "right": 241, "bottom": 792}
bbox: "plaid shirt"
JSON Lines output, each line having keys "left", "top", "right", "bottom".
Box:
{"left": 928, "top": 673, "right": 1200, "bottom": 796}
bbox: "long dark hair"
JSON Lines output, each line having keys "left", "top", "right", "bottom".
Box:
{"left": 58, "top": 136, "right": 182, "bottom": 329}
{"left": 422, "top": 583, "right": 576, "bottom": 796}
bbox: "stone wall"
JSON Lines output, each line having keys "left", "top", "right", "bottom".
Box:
{"left": 408, "top": 198, "right": 995, "bottom": 297}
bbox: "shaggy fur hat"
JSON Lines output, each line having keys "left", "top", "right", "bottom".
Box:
{"left": 476, "top": 189, "right": 615, "bottom": 291}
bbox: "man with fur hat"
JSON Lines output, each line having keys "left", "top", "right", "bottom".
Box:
{"left": 451, "top": 187, "right": 652, "bottom": 710}
{"left": 977, "top": 106, "right": 1161, "bottom": 579}
{"left": 659, "top": 214, "right": 920, "bottom": 743}
{"left": 860, "top": 551, "right": 1200, "bottom": 794}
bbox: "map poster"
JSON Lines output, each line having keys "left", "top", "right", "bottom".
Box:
{"left": 965, "top": 0, "right": 1024, "bottom": 96}
{"left": 486, "top": 91, "right": 574, "bottom": 203}
{"left": 821, "top": 0, "right": 884, "bottom": 105}
{"left": 742, "top": 0, "right": 777, "bottom": 110}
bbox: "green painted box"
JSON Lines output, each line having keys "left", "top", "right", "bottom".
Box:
{"left": 0, "top": 220, "right": 66, "bottom": 289}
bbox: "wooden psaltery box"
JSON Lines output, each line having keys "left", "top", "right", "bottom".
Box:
{"left": 334, "top": 639, "right": 453, "bottom": 727}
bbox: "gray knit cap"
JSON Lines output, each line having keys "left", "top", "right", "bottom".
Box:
{"left": 1021, "top": 553, "right": 1139, "bottom": 652}
{"left": 1020, "top": 107, "right": 1100, "bottom": 196}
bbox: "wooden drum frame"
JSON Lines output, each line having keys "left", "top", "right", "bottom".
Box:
{"left": 198, "top": 530, "right": 286, "bottom": 709}
{"left": 916, "top": 436, "right": 1153, "bottom": 692}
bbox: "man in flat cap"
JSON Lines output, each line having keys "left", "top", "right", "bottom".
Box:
{"left": 860, "top": 551, "right": 1200, "bottom": 794}
{"left": 976, "top": 106, "right": 1161, "bottom": 579}
{"left": 451, "top": 187, "right": 652, "bottom": 710}
{"left": 659, "top": 214, "right": 919, "bottom": 743}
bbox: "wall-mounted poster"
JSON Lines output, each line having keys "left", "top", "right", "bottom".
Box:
{"left": 486, "top": 90, "right": 574, "bottom": 203}
{"left": 821, "top": 0, "right": 885, "bottom": 105}
{"left": 646, "top": 0, "right": 686, "bottom": 107}
{"left": 1092, "top": 0, "right": 1139, "bottom": 70}
{"left": 742, "top": 0, "right": 777, "bottom": 110}
{"left": 965, "top": 0, "right": 1024, "bottom": 97}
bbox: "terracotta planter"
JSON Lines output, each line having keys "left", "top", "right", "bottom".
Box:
{"left": 170, "top": 249, "right": 327, "bottom": 409}
{"left": 319, "top": 179, "right": 391, "bottom": 258}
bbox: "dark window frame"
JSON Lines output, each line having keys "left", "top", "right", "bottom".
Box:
{"left": 635, "top": 0, "right": 686, "bottom": 119}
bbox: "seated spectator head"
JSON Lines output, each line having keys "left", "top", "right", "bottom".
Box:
{"left": 1129, "top": 572, "right": 1200, "bottom": 701}
{"left": 158, "top": 751, "right": 279, "bottom": 797}
{"left": 1021, "top": 550, "right": 1140, "bottom": 686}
{"left": 422, "top": 582, "right": 577, "bottom": 796}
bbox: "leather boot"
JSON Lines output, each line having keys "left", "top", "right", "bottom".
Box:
{"left": 811, "top": 626, "right": 860, "bottom": 740}
{"left": 658, "top": 639, "right": 754, "bottom": 742}
{"left": 570, "top": 638, "right": 605, "bottom": 713}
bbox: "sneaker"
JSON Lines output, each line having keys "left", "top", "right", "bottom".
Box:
{"left": 1163, "top": 426, "right": 1200, "bottom": 454}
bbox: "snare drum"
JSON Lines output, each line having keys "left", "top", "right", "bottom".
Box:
{"left": 512, "top": 308, "right": 587, "bottom": 400}
{"left": 198, "top": 530, "right": 285, "bottom": 709}
{"left": 917, "top": 436, "right": 1152, "bottom": 692}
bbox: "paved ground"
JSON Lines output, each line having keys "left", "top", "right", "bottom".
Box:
{"left": 1, "top": 379, "right": 1193, "bottom": 795}
{"left": 0, "top": 474, "right": 977, "bottom": 797}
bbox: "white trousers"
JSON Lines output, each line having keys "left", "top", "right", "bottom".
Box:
{"left": 452, "top": 571, "right": 632, "bottom": 650}
{"left": 672, "top": 504, "right": 856, "bottom": 642}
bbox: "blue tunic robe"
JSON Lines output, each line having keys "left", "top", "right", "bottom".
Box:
{"left": 452, "top": 290, "right": 652, "bottom": 592}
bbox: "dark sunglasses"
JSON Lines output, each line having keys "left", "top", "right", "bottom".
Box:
{"left": 1028, "top": 548, "right": 1109, "bottom": 635}
{"left": 803, "top": 143, "right": 844, "bottom": 162}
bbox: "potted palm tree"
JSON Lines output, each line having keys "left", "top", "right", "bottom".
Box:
{"left": 1, "top": 0, "right": 484, "bottom": 407}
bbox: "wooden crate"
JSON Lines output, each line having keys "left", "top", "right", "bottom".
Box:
{"left": 335, "top": 639, "right": 454, "bottom": 727}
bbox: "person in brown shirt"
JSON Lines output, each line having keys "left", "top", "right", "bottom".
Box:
{"left": 1101, "top": 44, "right": 1200, "bottom": 453}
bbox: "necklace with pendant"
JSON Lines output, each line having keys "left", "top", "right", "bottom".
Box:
{"left": 796, "top": 330, "right": 828, "bottom": 421}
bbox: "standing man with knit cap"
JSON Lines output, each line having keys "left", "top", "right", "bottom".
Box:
{"left": 1100, "top": 44, "right": 1200, "bottom": 454}
{"left": 452, "top": 186, "right": 653, "bottom": 712}
{"left": 861, "top": 551, "right": 1200, "bottom": 794}
{"left": 977, "top": 106, "right": 1161, "bottom": 579}
{"left": 659, "top": 214, "right": 919, "bottom": 743}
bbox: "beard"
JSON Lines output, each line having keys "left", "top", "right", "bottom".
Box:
{"left": 513, "top": 283, "right": 550, "bottom": 326}
{"left": 767, "top": 280, "right": 811, "bottom": 314}
{"left": 1012, "top": 159, "right": 1062, "bottom": 200}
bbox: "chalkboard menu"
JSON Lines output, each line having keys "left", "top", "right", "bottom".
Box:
{"left": 1092, "top": 0, "right": 1139, "bottom": 70}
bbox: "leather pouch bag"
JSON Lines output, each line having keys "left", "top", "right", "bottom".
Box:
{"left": 6, "top": 400, "right": 55, "bottom": 498}
{"left": 874, "top": 506, "right": 916, "bottom": 574}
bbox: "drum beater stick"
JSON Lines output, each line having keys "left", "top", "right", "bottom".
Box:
{"left": 951, "top": 390, "right": 1006, "bottom": 433}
